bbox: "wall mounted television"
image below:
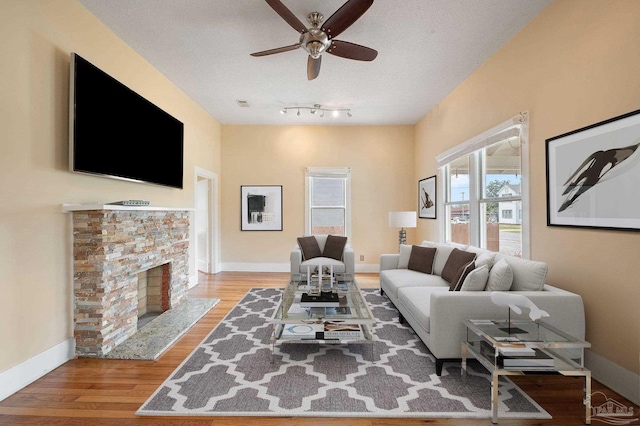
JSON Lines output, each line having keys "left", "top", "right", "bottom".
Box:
{"left": 69, "top": 53, "right": 184, "bottom": 189}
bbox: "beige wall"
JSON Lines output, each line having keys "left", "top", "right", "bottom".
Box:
{"left": 415, "top": 0, "right": 640, "bottom": 377}
{"left": 221, "top": 125, "right": 415, "bottom": 269}
{"left": 0, "top": 0, "right": 221, "bottom": 373}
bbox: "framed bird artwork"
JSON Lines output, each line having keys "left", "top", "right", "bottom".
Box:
{"left": 546, "top": 109, "right": 640, "bottom": 231}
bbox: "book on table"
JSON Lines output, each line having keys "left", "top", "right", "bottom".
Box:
{"left": 479, "top": 341, "right": 554, "bottom": 368}
{"left": 280, "top": 324, "right": 322, "bottom": 339}
{"left": 501, "top": 348, "right": 555, "bottom": 368}
{"left": 300, "top": 291, "right": 340, "bottom": 307}
{"left": 322, "top": 323, "right": 362, "bottom": 339}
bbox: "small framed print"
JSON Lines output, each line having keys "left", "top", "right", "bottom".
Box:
{"left": 546, "top": 109, "right": 640, "bottom": 231}
{"left": 241, "top": 185, "right": 283, "bottom": 231}
{"left": 419, "top": 175, "right": 437, "bottom": 219}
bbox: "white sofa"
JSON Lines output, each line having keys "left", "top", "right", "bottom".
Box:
{"left": 291, "top": 235, "right": 355, "bottom": 279}
{"left": 380, "top": 241, "right": 585, "bottom": 375}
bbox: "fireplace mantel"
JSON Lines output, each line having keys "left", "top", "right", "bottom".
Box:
{"left": 62, "top": 203, "right": 194, "bottom": 213}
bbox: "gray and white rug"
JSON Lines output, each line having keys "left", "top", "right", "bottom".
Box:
{"left": 137, "top": 288, "right": 550, "bottom": 420}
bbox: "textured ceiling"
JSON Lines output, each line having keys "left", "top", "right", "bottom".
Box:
{"left": 77, "top": 0, "right": 552, "bottom": 125}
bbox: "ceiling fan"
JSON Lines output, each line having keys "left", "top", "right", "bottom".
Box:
{"left": 250, "top": 0, "right": 378, "bottom": 80}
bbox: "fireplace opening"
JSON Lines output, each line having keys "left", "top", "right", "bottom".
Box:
{"left": 137, "top": 263, "right": 170, "bottom": 330}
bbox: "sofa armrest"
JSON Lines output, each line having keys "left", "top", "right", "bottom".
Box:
{"left": 380, "top": 254, "right": 400, "bottom": 271}
{"left": 343, "top": 245, "right": 355, "bottom": 275}
{"left": 427, "top": 290, "right": 585, "bottom": 360}
{"left": 290, "top": 246, "right": 302, "bottom": 277}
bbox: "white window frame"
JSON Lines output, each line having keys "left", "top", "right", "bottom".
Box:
{"left": 436, "top": 112, "right": 530, "bottom": 258}
{"left": 305, "top": 167, "right": 351, "bottom": 239}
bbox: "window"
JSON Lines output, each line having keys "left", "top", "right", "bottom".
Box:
{"left": 305, "top": 167, "right": 351, "bottom": 237}
{"left": 437, "top": 113, "right": 529, "bottom": 258}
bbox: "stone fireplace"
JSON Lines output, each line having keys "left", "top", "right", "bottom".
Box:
{"left": 67, "top": 205, "right": 190, "bottom": 357}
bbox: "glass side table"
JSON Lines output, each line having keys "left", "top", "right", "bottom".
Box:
{"left": 462, "top": 319, "right": 591, "bottom": 424}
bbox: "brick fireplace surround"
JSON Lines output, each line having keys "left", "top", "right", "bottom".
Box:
{"left": 64, "top": 205, "right": 191, "bottom": 357}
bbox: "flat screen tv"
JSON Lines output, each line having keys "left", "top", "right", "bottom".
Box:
{"left": 69, "top": 53, "right": 184, "bottom": 189}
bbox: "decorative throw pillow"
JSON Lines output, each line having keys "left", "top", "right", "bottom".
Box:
{"left": 322, "top": 235, "right": 348, "bottom": 261}
{"left": 485, "top": 258, "right": 513, "bottom": 291}
{"left": 398, "top": 244, "right": 412, "bottom": 269}
{"left": 431, "top": 244, "right": 455, "bottom": 276}
{"left": 441, "top": 248, "right": 477, "bottom": 283}
{"left": 407, "top": 246, "right": 437, "bottom": 274}
{"left": 297, "top": 236, "right": 321, "bottom": 260}
{"left": 460, "top": 265, "right": 490, "bottom": 291}
{"left": 449, "top": 261, "right": 476, "bottom": 291}
{"left": 505, "top": 257, "right": 548, "bottom": 291}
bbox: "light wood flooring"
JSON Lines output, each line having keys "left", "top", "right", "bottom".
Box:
{"left": 0, "top": 272, "right": 637, "bottom": 425}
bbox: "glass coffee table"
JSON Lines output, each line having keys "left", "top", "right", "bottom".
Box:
{"left": 462, "top": 319, "right": 591, "bottom": 424}
{"left": 270, "top": 273, "right": 376, "bottom": 360}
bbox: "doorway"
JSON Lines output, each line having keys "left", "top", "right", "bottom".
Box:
{"left": 194, "top": 167, "right": 219, "bottom": 275}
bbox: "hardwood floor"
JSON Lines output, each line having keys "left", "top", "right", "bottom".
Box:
{"left": 1, "top": 272, "right": 637, "bottom": 425}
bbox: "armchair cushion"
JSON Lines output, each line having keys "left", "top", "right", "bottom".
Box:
{"left": 323, "top": 235, "right": 348, "bottom": 261}
{"left": 297, "top": 236, "right": 322, "bottom": 260}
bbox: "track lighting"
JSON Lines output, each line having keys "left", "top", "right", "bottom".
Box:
{"left": 279, "top": 104, "right": 352, "bottom": 118}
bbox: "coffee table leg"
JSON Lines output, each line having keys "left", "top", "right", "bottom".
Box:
{"left": 492, "top": 369, "right": 499, "bottom": 424}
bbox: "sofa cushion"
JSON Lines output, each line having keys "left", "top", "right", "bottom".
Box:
{"left": 441, "top": 248, "right": 477, "bottom": 283}
{"left": 300, "top": 257, "right": 346, "bottom": 273}
{"left": 505, "top": 257, "right": 548, "bottom": 291}
{"left": 398, "top": 244, "right": 412, "bottom": 269}
{"left": 450, "top": 260, "right": 476, "bottom": 291}
{"left": 398, "top": 286, "right": 450, "bottom": 333}
{"left": 485, "top": 258, "right": 513, "bottom": 291}
{"left": 297, "top": 236, "right": 321, "bottom": 260}
{"left": 407, "top": 245, "right": 437, "bottom": 274}
{"left": 323, "top": 235, "right": 347, "bottom": 261}
{"left": 460, "top": 264, "right": 489, "bottom": 291}
{"left": 380, "top": 269, "right": 449, "bottom": 301}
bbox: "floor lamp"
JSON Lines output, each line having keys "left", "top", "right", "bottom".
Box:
{"left": 389, "top": 211, "right": 416, "bottom": 250}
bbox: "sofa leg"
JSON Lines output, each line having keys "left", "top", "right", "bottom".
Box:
{"left": 380, "top": 288, "right": 384, "bottom": 296}
{"left": 398, "top": 313, "right": 404, "bottom": 324}
{"left": 436, "top": 359, "right": 443, "bottom": 376}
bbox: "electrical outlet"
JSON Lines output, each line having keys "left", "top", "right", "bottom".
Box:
{"left": 360, "top": 255, "right": 364, "bottom": 261}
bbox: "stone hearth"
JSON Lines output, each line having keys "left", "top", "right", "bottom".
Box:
{"left": 66, "top": 205, "right": 190, "bottom": 357}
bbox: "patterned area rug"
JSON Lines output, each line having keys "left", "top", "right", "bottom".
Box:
{"left": 137, "top": 288, "right": 550, "bottom": 419}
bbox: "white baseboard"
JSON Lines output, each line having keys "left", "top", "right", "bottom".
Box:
{"left": 188, "top": 273, "right": 199, "bottom": 288}
{"left": 221, "top": 263, "right": 380, "bottom": 273}
{"left": 586, "top": 350, "right": 639, "bottom": 406}
{"left": 0, "top": 338, "right": 75, "bottom": 402}
{"left": 222, "top": 262, "right": 290, "bottom": 272}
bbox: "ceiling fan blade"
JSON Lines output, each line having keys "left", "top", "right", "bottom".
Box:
{"left": 265, "top": 0, "right": 307, "bottom": 33}
{"left": 322, "top": 0, "right": 373, "bottom": 39}
{"left": 307, "top": 55, "right": 321, "bottom": 80}
{"left": 326, "top": 40, "right": 377, "bottom": 61}
{"left": 251, "top": 43, "right": 301, "bottom": 57}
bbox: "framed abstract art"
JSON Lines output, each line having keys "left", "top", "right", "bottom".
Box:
{"left": 546, "top": 109, "right": 640, "bottom": 231}
{"left": 418, "top": 175, "right": 437, "bottom": 219}
{"left": 240, "top": 185, "right": 283, "bottom": 231}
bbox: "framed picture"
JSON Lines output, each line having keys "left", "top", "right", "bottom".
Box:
{"left": 240, "top": 185, "right": 283, "bottom": 231}
{"left": 546, "top": 109, "right": 640, "bottom": 232}
{"left": 418, "top": 175, "right": 437, "bottom": 219}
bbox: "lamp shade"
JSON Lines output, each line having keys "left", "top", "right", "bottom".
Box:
{"left": 389, "top": 211, "right": 417, "bottom": 228}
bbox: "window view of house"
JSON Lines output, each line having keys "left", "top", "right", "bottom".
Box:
{"left": 444, "top": 131, "right": 524, "bottom": 257}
